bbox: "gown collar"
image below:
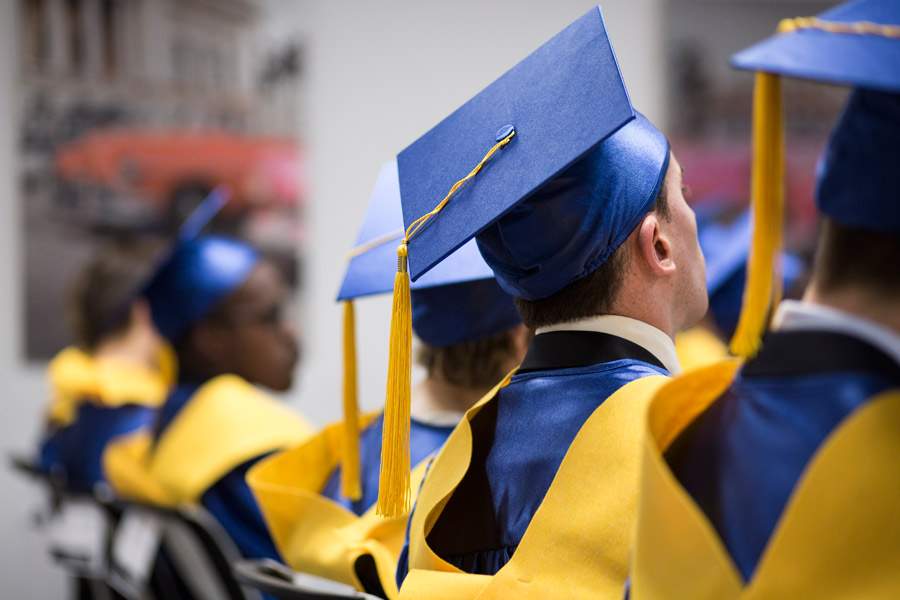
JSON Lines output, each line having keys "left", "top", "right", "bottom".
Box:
{"left": 533, "top": 314, "right": 678, "bottom": 373}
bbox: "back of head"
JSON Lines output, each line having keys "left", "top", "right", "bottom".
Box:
{"left": 69, "top": 239, "right": 165, "bottom": 351}
{"left": 412, "top": 278, "right": 523, "bottom": 389}
{"left": 812, "top": 89, "right": 900, "bottom": 308}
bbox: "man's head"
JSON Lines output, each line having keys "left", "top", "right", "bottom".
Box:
{"left": 806, "top": 218, "right": 900, "bottom": 331}
{"left": 417, "top": 325, "right": 528, "bottom": 390}
{"left": 176, "top": 259, "right": 299, "bottom": 391}
{"left": 411, "top": 277, "right": 527, "bottom": 390}
{"left": 514, "top": 153, "right": 707, "bottom": 336}
{"left": 69, "top": 239, "right": 164, "bottom": 354}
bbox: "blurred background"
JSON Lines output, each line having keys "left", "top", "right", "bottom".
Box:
{"left": 1, "top": 0, "right": 840, "bottom": 595}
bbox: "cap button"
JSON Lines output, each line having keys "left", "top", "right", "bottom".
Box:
{"left": 495, "top": 124, "right": 515, "bottom": 142}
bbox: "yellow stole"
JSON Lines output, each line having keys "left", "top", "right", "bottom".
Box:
{"left": 400, "top": 373, "right": 669, "bottom": 599}
{"left": 247, "top": 413, "right": 432, "bottom": 599}
{"left": 103, "top": 374, "right": 312, "bottom": 506}
{"left": 631, "top": 359, "right": 900, "bottom": 599}
{"left": 46, "top": 345, "right": 176, "bottom": 427}
{"left": 674, "top": 326, "right": 729, "bottom": 372}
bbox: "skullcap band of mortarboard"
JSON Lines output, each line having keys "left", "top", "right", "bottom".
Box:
{"left": 729, "top": 11, "right": 900, "bottom": 359}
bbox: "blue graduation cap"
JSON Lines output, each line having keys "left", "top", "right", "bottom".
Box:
{"left": 143, "top": 188, "right": 260, "bottom": 343}
{"left": 697, "top": 206, "right": 804, "bottom": 340}
{"left": 727, "top": 0, "right": 900, "bottom": 357}
{"left": 335, "top": 159, "right": 520, "bottom": 501}
{"left": 375, "top": 6, "right": 671, "bottom": 517}
{"left": 337, "top": 159, "right": 520, "bottom": 345}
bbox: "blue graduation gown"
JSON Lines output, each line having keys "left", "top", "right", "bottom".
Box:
{"left": 320, "top": 414, "right": 455, "bottom": 516}
{"left": 40, "top": 402, "right": 156, "bottom": 492}
{"left": 396, "top": 331, "right": 669, "bottom": 584}
{"left": 154, "top": 383, "right": 280, "bottom": 561}
{"left": 665, "top": 330, "right": 900, "bottom": 582}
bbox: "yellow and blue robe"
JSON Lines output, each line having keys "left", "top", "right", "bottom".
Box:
{"left": 38, "top": 346, "right": 173, "bottom": 491}
{"left": 630, "top": 330, "right": 900, "bottom": 598}
{"left": 248, "top": 413, "right": 455, "bottom": 599}
{"left": 103, "top": 374, "right": 312, "bottom": 561}
{"left": 397, "top": 330, "right": 671, "bottom": 598}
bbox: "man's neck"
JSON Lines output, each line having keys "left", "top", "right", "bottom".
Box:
{"left": 804, "top": 286, "right": 900, "bottom": 336}
{"left": 93, "top": 333, "right": 157, "bottom": 369}
{"left": 412, "top": 377, "right": 489, "bottom": 422}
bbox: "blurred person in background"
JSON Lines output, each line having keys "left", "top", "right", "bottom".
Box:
{"left": 104, "top": 234, "right": 312, "bottom": 563}
{"left": 675, "top": 205, "right": 806, "bottom": 371}
{"left": 37, "top": 238, "right": 174, "bottom": 492}
{"left": 248, "top": 160, "right": 527, "bottom": 599}
{"left": 629, "top": 1, "right": 900, "bottom": 596}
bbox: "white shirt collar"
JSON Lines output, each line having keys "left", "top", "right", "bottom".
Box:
{"left": 773, "top": 300, "right": 900, "bottom": 366}
{"left": 535, "top": 314, "right": 681, "bottom": 374}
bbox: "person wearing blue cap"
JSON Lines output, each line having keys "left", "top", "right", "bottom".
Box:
{"left": 36, "top": 239, "right": 175, "bottom": 492}
{"left": 629, "top": 1, "right": 900, "bottom": 597}
{"left": 103, "top": 232, "right": 313, "bottom": 564}
{"left": 675, "top": 205, "right": 806, "bottom": 371}
{"left": 370, "top": 7, "right": 708, "bottom": 598}
{"left": 246, "top": 160, "right": 526, "bottom": 599}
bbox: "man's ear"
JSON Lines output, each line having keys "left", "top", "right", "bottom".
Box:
{"left": 636, "top": 213, "right": 675, "bottom": 276}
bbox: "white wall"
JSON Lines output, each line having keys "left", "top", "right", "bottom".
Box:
{"left": 0, "top": 0, "right": 69, "bottom": 595}
{"left": 0, "top": 0, "right": 664, "bottom": 594}
{"left": 294, "top": 0, "right": 666, "bottom": 423}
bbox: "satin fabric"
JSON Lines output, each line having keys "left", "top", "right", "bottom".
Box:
{"left": 37, "top": 346, "right": 171, "bottom": 490}
{"left": 397, "top": 357, "right": 667, "bottom": 583}
{"left": 153, "top": 382, "right": 282, "bottom": 560}
{"left": 665, "top": 332, "right": 900, "bottom": 581}
{"left": 40, "top": 403, "right": 157, "bottom": 491}
{"left": 320, "top": 415, "right": 454, "bottom": 516}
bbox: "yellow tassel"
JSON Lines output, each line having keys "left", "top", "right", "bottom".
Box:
{"left": 730, "top": 72, "right": 785, "bottom": 358}
{"left": 376, "top": 243, "right": 412, "bottom": 517}
{"left": 340, "top": 300, "right": 362, "bottom": 501}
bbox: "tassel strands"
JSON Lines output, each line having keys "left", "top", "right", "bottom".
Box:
{"left": 340, "top": 300, "right": 362, "bottom": 501}
{"left": 729, "top": 72, "right": 785, "bottom": 358}
{"left": 376, "top": 244, "right": 413, "bottom": 517}
{"left": 376, "top": 129, "right": 516, "bottom": 518}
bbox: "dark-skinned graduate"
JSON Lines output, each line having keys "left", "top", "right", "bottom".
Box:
{"left": 375, "top": 6, "right": 708, "bottom": 598}
{"left": 675, "top": 205, "right": 805, "bottom": 371}
{"left": 629, "top": 1, "right": 900, "bottom": 597}
{"left": 104, "top": 203, "right": 313, "bottom": 563}
{"left": 37, "top": 239, "right": 174, "bottom": 493}
{"left": 247, "top": 159, "right": 527, "bottom": 599}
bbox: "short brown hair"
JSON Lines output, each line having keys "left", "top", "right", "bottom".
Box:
{"left": 514, "top": 191, "right": 670, "bottom": 329}
{"left": 814, "top": 218, "right": 900, "bottom": 298}
{"left": 417, "top": 328, "right": 519, "bottom": 389}
{"left": 68, "top": 239, "right": 162, "bottom": 350}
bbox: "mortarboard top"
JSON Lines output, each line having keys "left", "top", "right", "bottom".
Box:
{"left": 397, "top": 5, "right": 635, "bottom": 282}
{"left": 337, "top": 160, "right": 499, "bottom": 302}
{"left": 143, "top": 188, "right": 260, "bottom": 343}
{"left": 725, "top": 0, "right": 900, "bottom": 358}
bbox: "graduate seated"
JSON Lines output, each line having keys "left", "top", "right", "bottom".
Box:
{"left": 629, "top": 2, "right": 900, "bottom": 596}
{"left": 675, "top": 205, "right": 805, "bottom": 371}
{"left": 37, "top": 239, "right": 174, "bottom": 492}
{"left": 104, "top": 234, "right": 312, "bottom": 563}
{"left": 248, "top": 160, "right": 526, "bottom": 599}
{"left": 386, "top": 8, "right": 708, "bottom": 598}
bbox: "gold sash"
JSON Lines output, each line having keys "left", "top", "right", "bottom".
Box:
{"left": 631, "top": 359, "right": 900, "bottom": 598}
{"left": 401, "top": 374, "right": 669, "bottom": 599}
{"left": 247, "top": 413, "right": 431, "bottom": 599}
{"left": 104, "top": 374, "right": 312, "bottom": 505}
